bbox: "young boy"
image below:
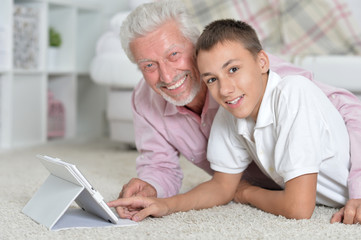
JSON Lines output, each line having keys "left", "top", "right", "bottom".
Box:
{"left": 108, "top": 19, "right": 357, "bottom": 223}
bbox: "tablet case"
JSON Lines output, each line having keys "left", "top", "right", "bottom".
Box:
{"left": 22, "top": 155, "right": 132, "bottom": 230}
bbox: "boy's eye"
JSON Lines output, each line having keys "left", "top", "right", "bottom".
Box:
{"left": 206, "top": 77, "right": 217, "bottom": 84}
{"left": 229, "top": 67, "right": 239, "bottom": 73}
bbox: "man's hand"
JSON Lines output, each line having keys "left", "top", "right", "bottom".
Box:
{"left": 119, "top": 178, "right": 157, "bottom": 198}
{"left": 116, "top": 178, "right": 157, "bottom": 218}
{"left": 331, "top": 198, "right": 361, "bottom": 224}
{"left": 108, "top": 196, "right": 169, "bottom": 222}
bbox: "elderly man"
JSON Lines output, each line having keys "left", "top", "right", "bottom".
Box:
{"left": 115, "top": 0, "right": 361, "bottom": 224}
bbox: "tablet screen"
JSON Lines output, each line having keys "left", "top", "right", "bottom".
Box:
{"left": 37, "top": 155, "right": 118, "bottom": 224}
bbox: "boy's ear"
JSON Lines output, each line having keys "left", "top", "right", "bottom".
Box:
{"left": 258, "top": 50, "right": 269, "bottom": 73}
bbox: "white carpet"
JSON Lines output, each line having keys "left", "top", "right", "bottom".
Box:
{"left": 1, "top": 138, "right": 360, "bottom": 239}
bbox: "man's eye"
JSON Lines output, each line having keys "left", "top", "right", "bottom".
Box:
{"left": 229, "top": 67, "right": 239, "bottom": 73}
{"left": 142, "top": 63, "right": 157, "bottom": 72}
{"left": 169, "top": 52, "right": 180, "bottom": 60}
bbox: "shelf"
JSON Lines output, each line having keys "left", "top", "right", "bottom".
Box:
{"left": 48, "top": 4, "right": 76, "bottom": 72}
{"left": 0, "top": 0, "right": 103, "bottom": 149}
{"left": 0, "top": 73, "right": 12, "bottom": 149}
{"left": 0, "top": 1, "right": 12, "bottom": 71}
{"left": 13, "top": 1, "right": 47, "bottom": 72}
{"left": 48, "top": 73, "right": 77, "bottom": 138}
{"left": 11, "top": 73, "right": 47, "bottom": 148}
{"left": 46, "top": 0, "right": 101, "bottom": 10}
{"left": 13, "top": 69, "right": 46, "bottom": 75}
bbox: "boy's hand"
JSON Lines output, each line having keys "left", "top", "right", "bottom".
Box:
{"left": 108, "top": 196, "right": 169, "bottom": 222}
{"left": 233, "top": 179, "right": 252, "bottom": 204}
{"left": 116, "top": 178, "right": 157, "bottom": 219}
{"left": 331, "top": 198, "right": 361, "bottom": 224}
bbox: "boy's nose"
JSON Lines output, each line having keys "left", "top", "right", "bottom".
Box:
{"left": 220, "top": 79, "right": 235, "bottom": 96}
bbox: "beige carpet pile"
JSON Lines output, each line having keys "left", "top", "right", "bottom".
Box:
{"left": 1, "top": 138, "right": 360, "bottom": 239}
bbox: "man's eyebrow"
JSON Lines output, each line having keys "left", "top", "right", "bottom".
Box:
{"left": 165, "top": 44, "right": 184, "bottom": 54}
{"left": 136, "top": 44, "right": 185, "bottom": 64}
{"left": 137, "top": 59, "right": 153, "bottom": 64}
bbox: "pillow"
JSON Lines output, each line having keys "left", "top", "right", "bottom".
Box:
{"left": 181, "top": 0, "right": 282, "bottom": 53}
{"left": 279, "top": 0, "right": 361, "bottom": 55}
{"left": 181, "top": 0, "right": 361, "bottom": 56}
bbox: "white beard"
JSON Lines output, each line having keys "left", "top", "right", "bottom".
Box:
{"left": 159, "top": 80, "right": 200, "bottom": 106}
{"left": 157, "top": 71, "right": 201, "bottom": 106}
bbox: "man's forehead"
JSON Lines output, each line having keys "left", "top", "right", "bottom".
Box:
{"left": 135, "top": 42, "right": 188, "bottom": 64}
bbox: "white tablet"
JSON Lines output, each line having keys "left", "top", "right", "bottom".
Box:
{"left": 36, "top": 155, "right": 118, "bottom": 224}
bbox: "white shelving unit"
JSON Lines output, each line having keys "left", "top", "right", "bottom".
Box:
{"left": 0, "top": 0, "right": 103, "bottom": 150}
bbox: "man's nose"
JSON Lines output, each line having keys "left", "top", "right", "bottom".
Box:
{"left": 159, "top": 62, "right": 175, "bottom": 83}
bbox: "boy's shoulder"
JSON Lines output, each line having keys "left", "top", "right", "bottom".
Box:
{"left": 269, "top": 72, "right": 326, "bottom": 110}
{"left": 275, "top": 73, "right": 318, "bottom": 94}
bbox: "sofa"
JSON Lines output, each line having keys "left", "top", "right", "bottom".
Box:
{"left": 90, "top": 0, "right": 361, "bottom": 146}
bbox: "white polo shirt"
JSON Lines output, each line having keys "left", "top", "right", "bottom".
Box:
{"left": 207, "top": 71, "right": 350, "bottom": 207}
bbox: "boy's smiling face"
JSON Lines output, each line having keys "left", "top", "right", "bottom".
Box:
{"left": 197, "top": 41, "right": 269, "bottom": 121}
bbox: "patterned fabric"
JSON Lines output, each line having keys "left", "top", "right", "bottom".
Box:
{"left": 181, "top": 0, "right": 361, "bottom": 55}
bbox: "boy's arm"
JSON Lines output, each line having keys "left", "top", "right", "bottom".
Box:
{"left": 108, "top": 171, "right": 243, "bottom": 221}
{"left": 235, "top": 173, "right": 317, "bottom": 219}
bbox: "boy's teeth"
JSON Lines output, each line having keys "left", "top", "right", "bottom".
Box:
{"left": 227, "top": 97, "right": 241, "bottom": 104}
{"left": 167, "top": 76, "right": 186, "bottom": 90}
{"left": 226, "top": 94, "right": 244, "bottom": 104}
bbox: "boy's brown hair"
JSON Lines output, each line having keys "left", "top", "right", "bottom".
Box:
{"left": 195, "top": 19, "right": 263, "bottom": 58}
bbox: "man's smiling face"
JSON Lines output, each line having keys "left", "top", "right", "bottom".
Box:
{"left": 130, "top": 21, "right": 200, "bottom": 106}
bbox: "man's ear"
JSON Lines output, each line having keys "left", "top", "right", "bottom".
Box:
{"left": 258, "top": 50, "right": 269, "bottom": 73}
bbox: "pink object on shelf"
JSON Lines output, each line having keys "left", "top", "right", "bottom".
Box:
{"left": 47, "top": 90, "right": 65, "bottom": 138}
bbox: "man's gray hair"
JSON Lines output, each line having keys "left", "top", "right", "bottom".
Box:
{"left": 120, "top": 0, "right": 200, "bottom": 63}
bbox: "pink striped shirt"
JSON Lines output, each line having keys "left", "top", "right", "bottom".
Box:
{"left": 132, "top": 53, "right": 361, "bottom": 199}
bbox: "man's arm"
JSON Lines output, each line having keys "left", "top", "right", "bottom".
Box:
{"left": 313, "top": 82, "right": 361, "bottom": 224}
{"left": 331, "top": 199, "right": 361, "bottom": 224}
{"left": 235, "top": 173, "right": 317, "bottom": 219}
{"left": 115, "top": 93, "right": 184, "bottom": 218}
{"left": 119, "top": 178, "right": 157, "bottom": 198}
{"left": 129, "top": 83, "right": 184, "bottom": 198}
{"left": 109, "top": 171, "right": 243, "bottom": 221}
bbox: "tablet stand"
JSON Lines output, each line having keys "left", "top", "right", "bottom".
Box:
{"left": 22, "top": 155, "right": 137, "bottom": 231}
{"left": 22, "top": 174, "right": 85, "bottom": 230}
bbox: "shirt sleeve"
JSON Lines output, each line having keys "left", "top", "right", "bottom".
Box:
{"left": 131, "top": 86, "right": 183, "bottom": 198}
{"left": 270, "top": 54, "right": 361, "bottom": 199}
{"left": 315, "top": 82, "right": 361, "bottom": 199}
{"left": 271, "top": 76, "right": 338, "bottom": 182}
{"left": 207, "top": 107, "right": 251, "bottom": 174}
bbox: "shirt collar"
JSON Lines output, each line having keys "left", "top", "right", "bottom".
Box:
{"left": 236, "top": 70, "right": 281, "bottom": 134}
